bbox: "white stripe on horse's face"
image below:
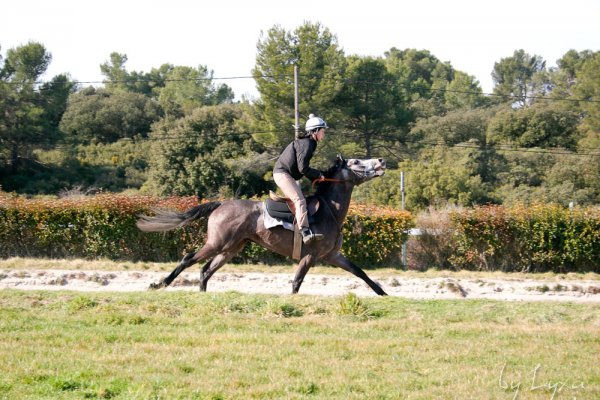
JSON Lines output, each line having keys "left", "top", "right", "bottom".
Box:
{"left": 345, "top": 158, "right": 386, "bottom": 180}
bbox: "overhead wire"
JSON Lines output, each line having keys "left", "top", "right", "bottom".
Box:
{"left": 3, "top": 73, "right": 599, "bottom": 104}
{"left": 18, "top": 127, "right": 600, "bottom": 158}
{"left": 3, "top": 72, "right": 600, "bottom": 157}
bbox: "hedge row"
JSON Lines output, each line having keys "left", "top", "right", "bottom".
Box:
{"left": 0, "top": 193, "right": 414, "bottom": 266}
{"left": 448, "top": 204, "right": 600, "bottom": 273}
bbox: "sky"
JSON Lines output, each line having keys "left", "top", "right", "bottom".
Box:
{"left": 3, "top": 0, "right": 599, "bottom": 101}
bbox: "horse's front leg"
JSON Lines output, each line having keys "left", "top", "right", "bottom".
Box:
{"left": 325, "top": 252, "right": 387, "bottom": 296}
{"left": 292, "top": 254, "right": 317, "bottom": 294}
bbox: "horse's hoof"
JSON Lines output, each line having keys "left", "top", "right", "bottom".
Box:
{"left": 149, "top": 282, "right": 163, "bottom": 290}
{"left": 376, "top": 286, "right": 388, "bottom": 296}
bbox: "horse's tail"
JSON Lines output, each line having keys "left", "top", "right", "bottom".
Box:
{"left": 137, "top": 201, "right": 222, "bottom": 232}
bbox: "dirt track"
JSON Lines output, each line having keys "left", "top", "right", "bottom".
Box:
{"left": 2, "top": 269, "right": 600, "bottom": 302}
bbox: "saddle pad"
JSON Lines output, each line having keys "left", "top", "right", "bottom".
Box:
{"left": 264, "top": 197, "right": 320, "bottom": 223}
{"left": 265, "top": 198, "right": 295, "bottom": 223}
{"left": 263, "top": 203, "right": 294, "bottom": 231}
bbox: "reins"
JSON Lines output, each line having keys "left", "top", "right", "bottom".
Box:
{"left": 312, "top": 177, "right": 345, "bottom": 188}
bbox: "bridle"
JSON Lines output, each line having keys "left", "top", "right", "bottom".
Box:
{"left": 312, "top": 165, "right": 379, "bottom": 188}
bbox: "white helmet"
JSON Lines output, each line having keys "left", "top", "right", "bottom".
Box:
{"left": 305, "top": 114, "right": 328, "bottom": 132}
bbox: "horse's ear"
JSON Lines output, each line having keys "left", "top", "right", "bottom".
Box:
{"left": 336, "top": 154, "right": 345, "bottom": 163}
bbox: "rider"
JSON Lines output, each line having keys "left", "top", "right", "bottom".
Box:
{"left": 273, "top": 114, "right": 327, "bottom": 244}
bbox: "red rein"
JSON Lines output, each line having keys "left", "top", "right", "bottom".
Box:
{"left": 312, "top": 177, "right": 345, "bottom": 188}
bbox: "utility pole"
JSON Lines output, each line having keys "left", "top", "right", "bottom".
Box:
{"left": 401, "top": 171, "right": 405, "bottom": 210}
{"left": 294, "top": 65, "right": 300, "bottom": 138}
{"left": 401, "top": 171, "right": 407, "bottom": 269}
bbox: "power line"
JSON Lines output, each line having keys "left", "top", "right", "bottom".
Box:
{"left": 4, "top": 73, "right": 599, "bottom": 104}
{"left": 365, "top": 134, "right": 600, "bottom": 158}
{"left": 21, "top": 128, "right": 600, "bottom": 158}
{"left": 406, "top": 139, "right": 600, "bottom": 157}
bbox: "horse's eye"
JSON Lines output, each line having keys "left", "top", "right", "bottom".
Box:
{"left": 353, "top": 160, "right": 360, "bottom": 165}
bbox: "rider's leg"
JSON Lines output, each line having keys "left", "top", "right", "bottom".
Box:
{"left": 273, "top": 173, "right": 322, "bottom": 244}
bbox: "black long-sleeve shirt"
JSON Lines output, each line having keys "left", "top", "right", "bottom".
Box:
{"left": 273, "top": 137, "right": 322, "bottom": 181}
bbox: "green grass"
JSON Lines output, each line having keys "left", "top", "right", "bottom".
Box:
{"left": 0, "top": 290, "right": 598, "bottom": 399}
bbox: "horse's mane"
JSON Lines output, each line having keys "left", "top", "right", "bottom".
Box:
{"left": 323, "top": 158, "right": 343, "bottom": 178}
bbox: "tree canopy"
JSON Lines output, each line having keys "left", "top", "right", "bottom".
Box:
{"left": 252, "top": 22, "right": 346, "bottom": 148}
{"left": 0, "top": 42, "right": 74, "bottom": 178}
{"left": 492, "top": 49, "right": 547, "bottom": 106}
{"left": 1, "top": 28, "right": 599, "bottom": 209}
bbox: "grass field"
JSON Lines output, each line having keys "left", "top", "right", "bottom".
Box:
{"left": 1, "top": 288, "right": 599, "bottom": 399}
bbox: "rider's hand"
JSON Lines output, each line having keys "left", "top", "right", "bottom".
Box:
{"left": 312, "top": 175, "right": 326, "bottom": 187}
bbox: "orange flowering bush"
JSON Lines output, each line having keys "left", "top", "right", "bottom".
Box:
{"left": 0, "top": 193, "right": 413, "bottom": 266}
{"left": 0, "top": 193, "right": 203, "bottom": 261}
{"left": 342, "top": 204, "right": 413, "bottom": 266}
{"left": 450, "top": 204, "right": 600, "bottom": 272}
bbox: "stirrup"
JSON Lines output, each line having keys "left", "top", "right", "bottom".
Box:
{"left": 302, "top": 228, "right": 324, "bottom": 244}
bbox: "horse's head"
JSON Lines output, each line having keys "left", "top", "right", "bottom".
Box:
{"left": 330, "top": 155, "right": 386, "bottom": 185}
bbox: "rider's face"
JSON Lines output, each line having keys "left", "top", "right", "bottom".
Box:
{"left": 315, "top": 128, "right": 326, "bottom": 141}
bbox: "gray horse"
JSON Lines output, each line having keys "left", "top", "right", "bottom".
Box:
{"left": 137, "top": 156, "right": 388, "bottom": 295}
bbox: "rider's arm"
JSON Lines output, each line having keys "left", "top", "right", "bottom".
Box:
{"left": 296, "top": 139, "right": 322, "bottom": 180}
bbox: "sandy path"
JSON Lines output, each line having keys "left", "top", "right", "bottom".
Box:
{"left": 1, "top": 269, "right": 600, "bottom": 302}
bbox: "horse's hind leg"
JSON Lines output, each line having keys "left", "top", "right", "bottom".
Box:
{"left": 199, "top": 242, "right": 246, "bottom": 292}
{"left": 149, "top": 245, "right": 218, "bottom": 290}
{"left": 198, "top": 254, "right": 228, "bottom": 292}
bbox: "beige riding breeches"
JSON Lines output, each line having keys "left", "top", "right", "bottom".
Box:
{"left": 273, "top": 172, "right": 308, "bottom": 230}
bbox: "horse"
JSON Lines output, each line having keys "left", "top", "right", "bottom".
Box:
{"left": 136, "top": 156, "right": 388, "bottom": 296}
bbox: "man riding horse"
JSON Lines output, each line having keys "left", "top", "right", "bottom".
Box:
{"left": 273, "top": 114, "right": 328, "bottom": 244}
{"left": 137, "top": 113, "right": 388, "bottom": 296}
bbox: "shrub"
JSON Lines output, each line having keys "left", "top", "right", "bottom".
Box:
{"left": 341, "top": 204, "right": 412, "bottom": 266}
{"left": 0, "top": 193, "right": 201, "bottom": 262}
{"left": 449, "top": 204, "right": 600, "bottom": 273}
{"left": 0, "top": 193, "right": 413, "bottom": 266}
{"left": 406, "top": 204, "right": 600, "bottom": 273}
{"left": 407, "top": 207, "right": 459, "bottom": 270}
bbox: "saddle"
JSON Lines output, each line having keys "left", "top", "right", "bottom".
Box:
{"left": 264, "top": 191, "right": 320, "bottom": 223}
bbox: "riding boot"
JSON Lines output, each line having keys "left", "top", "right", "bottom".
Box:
{"left": 301, "top": 227, "right": 324, "bottom": 244}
